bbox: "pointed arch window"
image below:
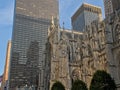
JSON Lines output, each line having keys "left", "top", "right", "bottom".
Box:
{"left": 115, "top": 24, "right": 120, "bottom": 42}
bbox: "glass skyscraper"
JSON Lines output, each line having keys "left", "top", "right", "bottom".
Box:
{"left": 72, "top": 3, "right": 102, "bottom": 32}
{"left": 9, "top": 0, "right": 58, "bottom": 90}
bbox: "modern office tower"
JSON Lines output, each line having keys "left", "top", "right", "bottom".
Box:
{"left": 71, "top": 3, "right": 102, "bottom": 32}
{"left": 103, "top": 0, "right": 113, "bottom": 17}
{"left": 9, "top": 0, "right": 58, "bottom": 90}
{"left": 104, "top": 0, "right": 120, "bottom": 17}
{"left": 1, "top": 41, "right": 11, "bottom": 90}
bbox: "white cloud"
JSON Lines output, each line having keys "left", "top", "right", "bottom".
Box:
{"left": 0, "top": 3, "right": 14, "bottom": 26}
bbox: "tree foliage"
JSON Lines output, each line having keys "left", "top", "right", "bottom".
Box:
{"left": 71, "top": 80, "right": 88, "bottom": 90}
{"left": 51, "top": 81, "right": 65, "bottom": 90}
{"left": 90, "top": 70, "right": 116, "bottom": 90}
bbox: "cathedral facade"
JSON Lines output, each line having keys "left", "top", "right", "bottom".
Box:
{"left": 46, "top": 10, "right": 120, "bottom": 90}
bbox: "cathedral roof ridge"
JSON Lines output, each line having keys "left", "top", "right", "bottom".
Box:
{"left": 60, "top": 29, "right": 83, "bottom": 35}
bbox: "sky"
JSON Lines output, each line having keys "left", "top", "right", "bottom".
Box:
{"left": 0, "top": 0, "right": 104, "bottom": 75}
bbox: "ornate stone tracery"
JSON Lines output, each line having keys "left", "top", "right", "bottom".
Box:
{"left": 46, "top": 10, "right": 120, "bottom": 90}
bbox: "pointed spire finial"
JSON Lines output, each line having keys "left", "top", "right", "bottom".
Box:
{"left": 51, "top": 16, "right": 54, "bottom": 25}
{"left": 63, "top": 22, "right": 65, "bottom": 30}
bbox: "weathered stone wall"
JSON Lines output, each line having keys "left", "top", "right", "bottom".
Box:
{"left": 47, "top": 10, "right": 120, "bottom": 90}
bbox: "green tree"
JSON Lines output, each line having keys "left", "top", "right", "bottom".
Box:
{"left": 71, "top": 80, "right": 88, "bottom": 90}
{"left": 51, "top": 81, "right": 65, "bottom": 90}
{"left": 90, "top": 70, "right": 116, "bottom": 90}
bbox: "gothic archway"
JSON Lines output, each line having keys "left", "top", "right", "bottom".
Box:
{"left": 116, "top": 51, "right": 120, "bottom": 80}
{"left": 113, "top": 23, "right": 120, "bottom": 43}
{"left": 117, "top": 53, "right": 120, "bottom": 79}
{"left": 72, "top": 68, "right": 81, "bottom": 81}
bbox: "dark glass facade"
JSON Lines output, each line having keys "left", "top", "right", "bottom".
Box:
{"left": 9, "top": 0, "right": 58, "bottom": 90}
{"left": 71, "top": 3, "right": 102, "bottom": 32}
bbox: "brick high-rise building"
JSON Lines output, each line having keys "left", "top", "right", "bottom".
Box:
{"left": 111, "top": 0, "right": 120, "bottom": 11}
{"left": 104, "top": 0, "right": 120, "bottom": 17}
{"left": 9, "top": 0, "right": 58, "bottom": 90}
{"left": 103, "top": 0, "right": 113, "bottom": 17}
